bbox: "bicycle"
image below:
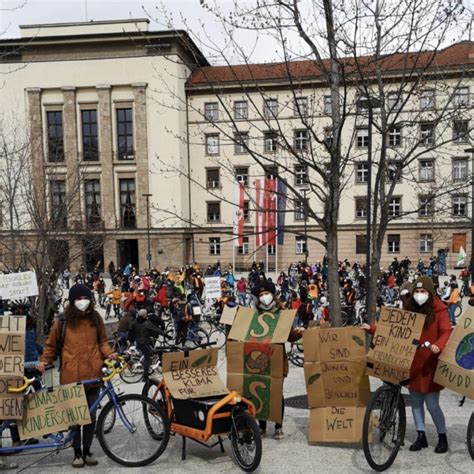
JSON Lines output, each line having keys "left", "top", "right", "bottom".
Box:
{"left": 1, "top": 358, "right": 170, "bottom": 467}
{"left": 459, "top": 396, "right": 474, "bottom": 460}
{"left": 287, "top": 340, "right": 304, "bottom": 367}
{"left": 362, "top": 342, "right": 432, "bottom": 471}
{"left": 142, "top": 346, "right": 262, "bottom": 472}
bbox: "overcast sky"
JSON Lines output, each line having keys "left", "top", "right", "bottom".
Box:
{"left": 0, "top": 0, "right": 286, "bottom": 63}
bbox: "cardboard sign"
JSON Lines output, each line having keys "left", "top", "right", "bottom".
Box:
{"left": 227, "top": 341, "right": 284, "bottom": 423}
{"left": 204, "top": 277, "right": 221, "bottom": 300}
{"left": 0, "top": 316, "right": 26, "bottom": 378}
{"left": 220, "top": 305, "right": 238, "bottom": 326}
{"left": 434, "top": 310, "right": 474, "bottom": 399}
{"left": 0, "top": 378, "right": 23, "bottom": 420}
{"left": 18, "top": 383, "right": 92, "bottom": 440}
{"left": 0, "top": 271, "right": 39, "bottom": 300}
{"left": 309, "top": 406, "right": 366, "bottom": 443}
{"left": 366, "top": 307, "right": 426, "bottom": 384}
{"left": 228, "top": 307, "right": 296, "bottom": 343}
{"left": 162, "top": 348, "right": 229, "bottom": 399}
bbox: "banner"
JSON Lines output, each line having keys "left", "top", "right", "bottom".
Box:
{"left": 162, "top": 348, "right": 228, "bottom": 399}
{"left": 255, "top": 179, "right": 264, "bottom": 247}
{"left": 457, "top": 246, "right": 467, "bottom": 266}
{"left": 0, "top": 271, "right": 39, "bottom": 300}
{"left": 434, "top": 309, "right": 474, "bottom": 399}
{"left": 0, "top": 378, "right": 23, "bottom": 420}
{"left": 264, "top": 178, "right": 277, "bottom": 246}
{"left": 366, "top": 307, "right": 426, "bottom": 384}
{"left": 0, "top": 316, "right": 26, "bottom": 378}
{"left": 233, "top": 181, "right": 245, "bottom": 247}
{"left": 18, "top": 383, "right": 92, "bottom": 440}
{"left": 227, "top": 341, "right": 284, "bottom": 423}
{"left": 277, "top": 179, "right": 287, "bottom": 245}
{"left": 204, "top": 276, "right": 221, "bottom": 300}
{"left": 303, "top": 327, "right": 370, "bottom": 443}
{"left": 228, "top": 307, "right": 295, "bottom": 344}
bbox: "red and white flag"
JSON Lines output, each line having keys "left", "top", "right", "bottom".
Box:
{"left": 255, "top": 179, "right": 264, "bottom": 247}
{"left": 233, "top": 181, "right": 245, "bottom": 247}
{"left": 265, "top": 178, "right": 277, "bottom": 246}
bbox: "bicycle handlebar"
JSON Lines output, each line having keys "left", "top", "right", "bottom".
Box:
{"left": 102, "top": 356, "right": 126, "bottom": 382}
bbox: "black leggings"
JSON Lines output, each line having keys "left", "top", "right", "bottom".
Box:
{"left": 72, "top": 386, "right": 100, "bottom": 452}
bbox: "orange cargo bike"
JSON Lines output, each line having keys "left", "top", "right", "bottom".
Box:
{"left": 142, "top": 352, "right": 262, "bottom": 472}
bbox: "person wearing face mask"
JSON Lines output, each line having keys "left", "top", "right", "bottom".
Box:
{"left": 365, "top": 276, "right": 451, "bottom": 454}
{"left": 255, "top": 280, "right": 304, "bottom": 440}
{"left": 37, "top": 284, "right": 116, "bottom": 468}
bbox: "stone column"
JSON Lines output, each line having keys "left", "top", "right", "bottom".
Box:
{"left": 96, "top": 84, "right": 116, "bottom": 230}
{"left": 62, "top": 86, "right": 81, "bottom": 228}
{"left": 132, "top": 83, "right": 149, "bottom": 229}
{"left": 26, "top": 88, "right": 45, "bottom": 211}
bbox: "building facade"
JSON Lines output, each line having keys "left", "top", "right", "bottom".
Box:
{"left": 0, "top": 19, "right": 472, "bottom": 271}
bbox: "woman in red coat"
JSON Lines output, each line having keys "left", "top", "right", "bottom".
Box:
{"left": 403, "top": 277, "right": 452, "bottom": 453}
{"left": 364, "top": 276, "right": 451, "bottom": 454}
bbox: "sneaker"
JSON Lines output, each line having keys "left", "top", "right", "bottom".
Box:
{"left": 72, "top": 456, "right": 85, "bottom": 468}
{"left": 274, "top": 428, "right": 284, "bottom": 440}
{"left": 0, "top": 461, "right": 18, "bottom": 470}
{"left": 83, "top": 453, "right": 98, "bottom": 466}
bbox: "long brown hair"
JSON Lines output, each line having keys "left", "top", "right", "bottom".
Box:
{"left": 406, "top": 293, "right": 435, "bottom": 327}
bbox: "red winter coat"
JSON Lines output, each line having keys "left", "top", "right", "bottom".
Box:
{"left": 408, "top": 297, "right": 451, "bottom": 393}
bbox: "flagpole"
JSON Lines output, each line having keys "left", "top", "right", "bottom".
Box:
{"left": 275, "top": 230, "right": 279, "bottom": 278}
{"left": 232, "top": 240, "right": 236, "bottom": 275}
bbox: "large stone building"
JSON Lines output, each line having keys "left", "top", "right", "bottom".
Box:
{"left": 0, "top": 19, "right": 472, "bottom": 271}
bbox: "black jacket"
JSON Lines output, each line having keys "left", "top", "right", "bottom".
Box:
{"left": 129, "top": 319, "right": 162, "bottom": 345}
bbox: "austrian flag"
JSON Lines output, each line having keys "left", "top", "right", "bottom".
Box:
{"left": 233, "top": 181, "right": 245, "bottom": 246}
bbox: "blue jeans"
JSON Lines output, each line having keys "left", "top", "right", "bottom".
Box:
{"left": 237, "top": 292, "right": 247, "bottom": 306}
{"left": 447, "top": 304, "right": 457, "bottom": 324}
{"left": 409, "top": 389, "right": 446, "bottom": 434}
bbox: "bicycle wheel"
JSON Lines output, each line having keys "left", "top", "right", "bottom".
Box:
{"left": 340, "top": 311, "right": 349, "bottom": 327}
{"left": 468, "top": 412, "right": 474, "bottom": 460}
{"left": 120, "top": 357, "right": 144, "bottom": 384}
{"left": 363, "top": 384, "right": 406, "bottom": 472}
{"left": 454, "top": 304, "right": 463, "bottom": 319}
{"left": 230, "top": 409, "right": 262, "bottom": 472}
{"left": 208, "top": 326, "right": 226, "bottom": 350}
{"left": 142, "top": 380, "right": 168, "bottom": 438}
{"left": 96, "top": 394, "right": 169, "bottom": 467}
{"left": 184, "top": 327, "right": 210, "bottom": 349}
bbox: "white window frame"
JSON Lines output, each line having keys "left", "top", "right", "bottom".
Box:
{"left": 453, "top": 120, "right": 469, "bottom": 143}
{"left": 294, "top": 97, "right": 308, "bottom": 117}
{"left": 295, "top": 236, "right": 307, "bottom": 255}
{"left": 420, "top": 122, "right": 435, "bottom": 145}
{"left": 323, "top": 95, "right": 332, "bottom": 115}
{"left": 419, "top": 233, "right": 432, "bottom": 253}
{"left": 419, "top": 160, "right": 434, "bottom": 181}
{"left": 356, "top": 163, "right": 369, "bottom": 183}
{"left": 387, "top": 234, "right": 400, "bottom": 254}
{"left": 387, "top": 93, "right": 401, "bottom": 111}
{"left": 207, "top": 202, "right": 221, "bottom": 222}
{"left": 206, "top": 168, "right": 220, "bottom": 189}
{"left": 388, "top": 197, "right": 401, "bottom": 217}
{"left": 235, "top": 167, "right": 249, "bottom": 186}
{"left": 234, "top": 100, "right": 248, "bottom": 120}
{"left": 454, "top": 86, "right": 469, "bottom": 108}
{"left": 452, "top": 195, "right": 467, "bottom": 216}
{"left": 237, "top": 236, "right": 249, "bottom": 255}
{"left": 355, "top": 197, "right": 367, "bottom": 219}
{"left": 420, "top": 89, "right": 435, "bottom": 110}
{"left": 209, "top": 237, "right": 221, "bottom": 256}
{"left": 234, "top": 132, "right": 249, "bottom": 154}
{"left": 264, "top": 131, "right": 278, "bottom": 152}
{"left": 204, "top": 102, "right": 219, "bottom": 121}
{"left": 453, "top": 159, "right": 467, "bottom": 181}
{"left": 356, "top": 128, "right": 369, "bottom": 148}
{"left": 418, "top": 195, "right": 433, "bottom": 217}
{"left": 294, "top": 129, "right": 309, "bottom": 151}
{"left": 206, "top": 134, "right": 219, "bottom": 155}
{"left": 264, "top": 98, "right": 278, "bottom": 118}
{"left": 295, "top": 165, "right": 308, "bottom": 185}
{"left": 294, "top": 200, "right": 306, "bottom": 221}
{"left": 388, "top": 127, "right": 402, "bottom": 147}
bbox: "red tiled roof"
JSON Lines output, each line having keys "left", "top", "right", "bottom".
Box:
{"left": 188, "top": 42, "right": 473, "bottom": 86}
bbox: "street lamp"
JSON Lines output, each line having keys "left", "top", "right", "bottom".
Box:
{"left": 142, "top": 193, "right": 152, "bottom": 270}
{"left": 356, "top": 95, "right": 381, "bottom": 312}
{"left": 301, "top": 187, "right": 310, "bottom": 264}
{"left": 464, "top": 147, "right": 474, "bottom": 264}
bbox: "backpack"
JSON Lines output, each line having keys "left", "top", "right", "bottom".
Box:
{"left": 55, "top": 313, "right": 100, "bottom": 369}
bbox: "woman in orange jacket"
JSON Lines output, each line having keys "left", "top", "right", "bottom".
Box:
{"left": 446, "top": 282, "right": 460, "bottom": 326}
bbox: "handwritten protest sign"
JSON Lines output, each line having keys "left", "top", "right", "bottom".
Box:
{"left": 18, "top": 383, "right": 91, "bottom": 440}
{"left": 0, "top": 271, "right": 38, "bottom": 300}
{"left": 162, "top": 348, "right": 228, "bottom": 399}
{"left": 366, "top": 307, "right": 425, "bottom": 384}
{"left": 227, "top": 341, "right": 284, "bottom": 423}
{"left": 435, "top": 309, "right": 474, "bottom": 399}
{"left": 204, "top": 277, "right": 221, "bottom": 300}
{"left": 303, "top": 327, "right": 369, "bottom": 443}
{"left": 0, "top": 378, "right": 23, "bottom": 420}
{"left": 0, "top": 316, "right": 26, "bottom": 378}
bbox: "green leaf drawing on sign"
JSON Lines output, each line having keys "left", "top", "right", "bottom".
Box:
{"left": 206, "top": 354, "right": 212, "bottom": 364}
{"left": 192, "top": 354, "right": 209, "bottom": 367}
{"left": 352, "top": 335, "right": 365, "bottom": 347}
{"left": 308, "top": 373, "right": 321, "bottom": 385}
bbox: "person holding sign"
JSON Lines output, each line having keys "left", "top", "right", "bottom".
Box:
{"left": 364, "top": 277, "right": 451, "bottom": 454}
{"left": 37, "top": 284, "right": 116, "bottom": 468}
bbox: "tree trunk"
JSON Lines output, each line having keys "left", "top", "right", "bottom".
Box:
{"left": 327, "top": 226, "right": 342, "bottom": 326}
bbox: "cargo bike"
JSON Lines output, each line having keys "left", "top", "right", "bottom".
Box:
{"left": 142, "top": 346, "right": 262, "bottom": 472}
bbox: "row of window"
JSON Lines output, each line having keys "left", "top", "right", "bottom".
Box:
{"left": 205, "top": 157, "right": 469, "bottom": 193}
{"left": 202, "top": 86, "right": 470, "bottom": 121}
{"left": 204, "top": 119, "right": 469, "bottom": 156}
{"left": 207, "top": 233, "right": 438, "bottom": 256}
{"left": 49, "top": 178, "right": 137, "bottom": 230}
{"left": 46, "top": 108, "right": 134, "bottom": 163}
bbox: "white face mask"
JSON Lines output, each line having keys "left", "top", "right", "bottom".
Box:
{"left": 75, "top": 299, "right": 91, "bottom": 312}
{"left": 259, "top": 294, "right": 274, "bottom": 307}
{"left": 414, "top": 293, "right": 429, "bottom": 306}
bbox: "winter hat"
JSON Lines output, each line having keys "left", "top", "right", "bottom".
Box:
{"left": 68, "top": 284, "right": 92, "bottom": 304}
{"left": 258, "top": 280, "right": 276, "bottom": 295}
{"left": 414, "top": 276, "right": 435, "bottom": 295}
